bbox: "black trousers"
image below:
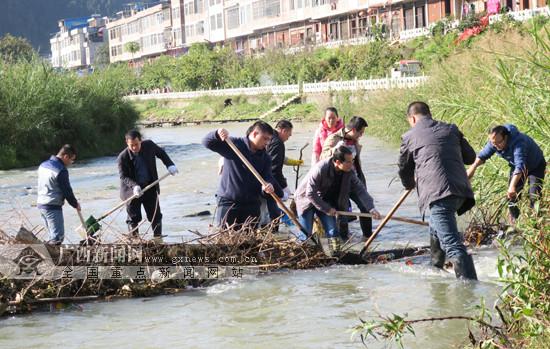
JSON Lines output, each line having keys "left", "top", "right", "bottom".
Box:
{"left": 508, "top": 160, "right": 546, "bottom": 220}
{"left": 126, "top": 189, "right": 162, "bottom": 236}
{"left": 215, "top": 197, "right": 261, "bottom": 229}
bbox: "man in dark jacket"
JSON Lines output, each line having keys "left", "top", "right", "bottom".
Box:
{"left": 398, "top": 102, "right": 478, "bottom": 280}
{"left": 467, "top": 124, "right": 546, "bottom": 223}
{"left": 202, "top": 121, "right": 283, "bottom": 228}
{"left": 295, "top": 146, "right": 381, "bottom": 253}
{"left": 37, "top": 144, "right": 81, "bottom": 244}
{"left": 117, "top": 130, "right": 178, "bottom": 237}
{"left": 264, "top": 120, "right": 303, "bottom": 222}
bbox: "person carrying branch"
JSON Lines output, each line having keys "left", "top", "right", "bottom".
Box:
{"left": 398, "top": 101, "right": 478, "bottom": 280}
{"left": 203, "top": 121, "right": 284, "bottom": 228}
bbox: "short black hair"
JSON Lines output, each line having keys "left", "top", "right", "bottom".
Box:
{"left": 275, "top": 119, "right": 293, "bottom": 130}
{"left": 407, "top": 101, "right": 432, "bottom": 119}
{"left": 489, "top": 125, "right": 510, "bottom": 137}
{"left": 332, "top": 145, "right": 352, "bottom": 163}
{"left": 325, "top": 107, "right": 339, "bottom": 117}
{"left": 125, "top": 129, "right": 142, "bottom": 141}
{"left": 57, "top": 144, "right": 77, "bottom": 157}
{"left": 246, "top": 120, "right": 274, "bottom": 137}
{"left": 346, "top": 116, "right": 368, "bottom": 131}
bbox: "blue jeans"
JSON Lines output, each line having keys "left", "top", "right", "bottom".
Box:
{"left": 40, "top": 208, "right": 65, "bottom": 243}
{"left": 298, "top": 206, "right": 339, "bottom": 239}
{"left": 428, "top": 196, "right": 468, "bottom": 260}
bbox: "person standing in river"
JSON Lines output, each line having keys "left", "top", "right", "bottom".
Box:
{"left": 320, "top": 116, "right": 371, "bottom": 240}
{"left": 466, "top": 124, "right": 546, "bottom": 225}
{"left": 37, "top": 144, "right": 81, "bottom": 244}
{"left": 117, "top": 129, "right": 178, "bottom": 238}
{"left": 398, "top": 101, "right": 478, "bottom": 280}
{"left": 202, "top": 121, "right": 283, "bottom": 228}
{"left": 311, "top": 107, "right": 344, "bottom": 165}
{"left": 295, "top": 146, "right": 381, "bottom": 254}
{"left": 263, "top": 120, "right": 303, "bottom": 225}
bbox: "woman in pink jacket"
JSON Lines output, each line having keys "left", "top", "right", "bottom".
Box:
{"left": 311, "top": 107, "right": 344, "bottom": 164}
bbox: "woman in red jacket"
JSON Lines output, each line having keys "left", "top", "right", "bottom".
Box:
{"left": 311, "top": 107, "right": 344, "bottom": 165}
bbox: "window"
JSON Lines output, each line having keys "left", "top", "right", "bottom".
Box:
{"left": 216, "top": 13, "right": 222, "bottom": 29}
{"left": 227, "top": 6, "right": 239, "bottom": 29}
{"left": 252, "top": 0, "right": 280, "bottom": 19}
{"left": 196, "top": 21, "right": 204, "bottom": 35}
{"left": 210, "top": 15, "right": 216, "bottom": 30}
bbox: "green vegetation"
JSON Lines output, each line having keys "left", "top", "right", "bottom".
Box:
{"left": 0, "top": 34, "right": 35, "bottom": 63}
{"left": 0, "top": 59, "right": 139, "bottom": 169}
{"left": 351, "top": 19, "right": 549, "bottom": 349}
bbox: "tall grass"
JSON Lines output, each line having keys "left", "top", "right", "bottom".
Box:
{"left": 362, "top": 21, "right": 549, "bottom": 212}
{"left": 0, "top": 60, "right": 139, "bottom": 169}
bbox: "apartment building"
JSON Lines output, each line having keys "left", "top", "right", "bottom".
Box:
{"left": 106, "top": 1, "right": 187, "bottom": 64}
{"left": 50, "top": 16, "right": 106, "bottom": 69}
{"left": 104, "top": 0, "right": 548, "bottom": 63}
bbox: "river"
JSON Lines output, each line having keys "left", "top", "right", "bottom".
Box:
{"left": 0, "top": 122, "right": 501, "bottom": 348}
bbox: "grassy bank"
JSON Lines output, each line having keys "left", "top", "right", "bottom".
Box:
{"left": 351, "top": 19, "right": 549, "bottom": 349}
{"left": 0, "top": 61, "right": 139, "bottom": 170}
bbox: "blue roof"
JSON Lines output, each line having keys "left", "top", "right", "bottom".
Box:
{"left": 63, "top": 17, "right": 91, "bottom": 30}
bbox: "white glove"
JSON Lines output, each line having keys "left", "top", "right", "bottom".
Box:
{"left": 282, "top": 187, "right": 291, "bottom": 201}
{"left": 168, "top": 165, "right": 178, "bottom": 176}
{"left": 133, "top": 185, "right": 143, "bottom": 197}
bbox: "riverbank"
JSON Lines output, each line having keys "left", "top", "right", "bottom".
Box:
{"left": 0, "top": 61, "right": 139, "bottom": 170}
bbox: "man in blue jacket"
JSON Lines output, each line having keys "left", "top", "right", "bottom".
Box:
{"left": 37, "top": 144, "right": 81, "bottom": 244}
{"left": 467, "top": 124, "right": 546, "bottom": 223}
{"left": 203, "top": 121, "right": 283, "bottom": 228}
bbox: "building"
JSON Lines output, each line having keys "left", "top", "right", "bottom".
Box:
{"left": 105, "top": 0, "right": 549, "bottom": 62}
{"left": 106, "top": 1, "right": 187, "bottom": 64}
{"left": 50, "top": 15, "right": 106, "bottom": 69}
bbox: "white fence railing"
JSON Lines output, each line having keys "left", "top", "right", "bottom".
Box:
{"left": 399, "top": 27, "right": 431, "bottom": 41}
{"left": 125, "top": 76, "right": 428, "bottom": 101}
{"left": 489, "top": 6, "right": 550, "bottom": 24}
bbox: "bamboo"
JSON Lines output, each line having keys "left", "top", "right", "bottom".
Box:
{"left": 225, "top": 138, "right": 307, "bottom": 234}
{"left": 335, "top": 210, "right": 427, "bottom": 226}
{"left": 360, "top": 189, "right": 414, "bottom": 256}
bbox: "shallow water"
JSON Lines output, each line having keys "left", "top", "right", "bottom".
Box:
{"left": 0, "top": 123, "right": 501, "bottom": 348}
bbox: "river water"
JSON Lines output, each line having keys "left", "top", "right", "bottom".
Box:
{"left": 0, "top": 123, "right": 501, "bottom": 348}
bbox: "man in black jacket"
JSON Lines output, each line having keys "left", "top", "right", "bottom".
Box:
{"left": 264, "top": 120, "right": 303, "bottom": 222}
{"left": 398, "top": 102, "right": 478, "bottom": 280}
{"left": 117, "top": 130, "right": 178, "bottom": 237}
{"left": 202, "top": 121, "right": 283, "bottom": 228}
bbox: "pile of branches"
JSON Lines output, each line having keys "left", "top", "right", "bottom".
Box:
{"left": 0, "top": 220, "right": 333, "bottom": 316}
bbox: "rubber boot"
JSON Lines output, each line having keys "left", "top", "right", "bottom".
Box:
{"left": 327, "top": 237, "right": 342, "bottom": 256}
{"left": 338, "top": 218, "right": 350, "bottom": 240}
{"left": 430, "top": 234, "right": 446, "bottom": 269}
{"left": 451, "top": 253, "right": 478, "bottom": 280}
{"left": 153, "top": 222, "right": 162, "bottom": 237}
{"left": 128, "top": 223, "right": 139, "bottom": 237}
{"left": 360, "top": 216, "right": 373, "bottom": 239}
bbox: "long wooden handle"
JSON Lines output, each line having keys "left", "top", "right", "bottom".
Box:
{"left": 97, "top": 172, "right": 171, "bottom": 221}
{"left": 335, "top": 210, "right": 427, "bottom": 226}
{"left": 77, "top": 210, "right": 86, "bottom": 226}
{"left": 361, "top": 189, "right": 413, "bottom": 252}
{"left": 225, "top": 138, "right": 307, "bottom": 233}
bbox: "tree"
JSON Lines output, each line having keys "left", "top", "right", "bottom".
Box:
{"left": 0, "top": 34, "right": 35, "bottom": 63}
{"left": 124, "top": 41, "right": 140, "bottom": 64}
{"left": 94, "top": 41, "right": 110, "bottom": 68}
